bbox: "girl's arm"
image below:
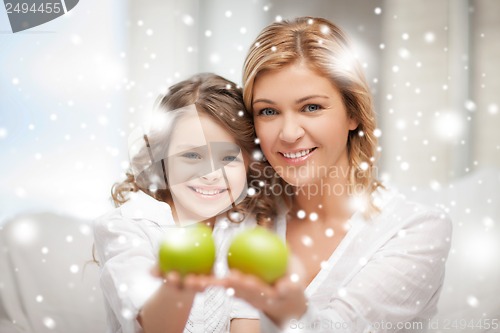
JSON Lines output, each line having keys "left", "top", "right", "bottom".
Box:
{"left": 94, "top": 212, "right": 206, "bottom": 333}
{"left": 138, "top": 285, "right": 193, "bottom": 333}
{"left": 230, "top": 319, "right": 260, "bottom": 333}
{"left": 138, "top": 271, "right": 195, "bottom": 333}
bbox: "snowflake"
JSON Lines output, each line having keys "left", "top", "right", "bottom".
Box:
{"left": 43, "top": 317, "right": 56, "bottom": 329}
{"left": 424, "top": 32, "right": 436, "bottom": 43}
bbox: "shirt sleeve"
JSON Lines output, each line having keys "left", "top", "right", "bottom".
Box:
{"left": 260, "top": 209, "right": 453, "bottom": 333}
{"left": 93, "top": 211, "right": 163, "bottom": 333}
{"left": 230, "top": 297, "right": 260, "bottom": 320}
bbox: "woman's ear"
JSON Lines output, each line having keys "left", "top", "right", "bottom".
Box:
{"left": 348, "top": 117, "right": 359, "bottom": 131}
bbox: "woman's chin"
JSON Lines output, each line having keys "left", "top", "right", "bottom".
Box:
{"left": 279, "top": 174, "right": 317, "bottom": 189}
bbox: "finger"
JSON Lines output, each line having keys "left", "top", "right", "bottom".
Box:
{"left": 209, "top": 277, "right": 228, "bottom": 288}
{"left": 215, "top": 269, "right": 242, "bottom": 289}
{"left": 184, "top": 274, "right": 213, "bottom": 292}
{"left": 225, "top": 269, "right": 278, "bottom": 300}
{"left": 275, "top": 278, "right": 293, "bottom": 296}
{"left": 150, "top": 265, "right": 162, "bottom": 278}
{"left": 165, "top": 271, "right": 182, "bottom": 288}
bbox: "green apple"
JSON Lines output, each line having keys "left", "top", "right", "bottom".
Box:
{"left": 158, "top": 224, "right": 216, "bottom": 276}
{"left": 227, "top": 227, "right": 288, "bottom": 284}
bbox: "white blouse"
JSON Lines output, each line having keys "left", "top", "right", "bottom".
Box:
{"left": 260, "top": 188, "right": 453, "bottom": 333}
{"left": 93, "top": 191, "right": 259, "bottom": 333}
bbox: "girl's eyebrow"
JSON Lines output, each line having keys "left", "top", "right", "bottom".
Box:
{"left": 253, "top": 95, "right": 329, "bottom": 106}
{"left": 175, "top": 144, "right": 204, "bottom": 149}
{"left": 172, "top": 144, "right": 206, "bottom": 154}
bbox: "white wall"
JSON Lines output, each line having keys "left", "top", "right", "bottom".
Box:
{"left": 125, "top": 0, "right": 269, "bottom": 128}
{"left": 471, "top": 0, "right": 500, "bottom": 169}
{"left": 380, "top": 0, "right": 500, "bottom": 188}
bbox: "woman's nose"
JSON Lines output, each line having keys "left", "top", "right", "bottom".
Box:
{"left": 278, "top": 114, "right": 305, "bottom": 143}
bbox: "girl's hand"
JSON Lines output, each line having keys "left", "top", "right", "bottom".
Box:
{"left": 151, "top": 266, "right": 215, "bottom": 295}
{"left": 215, "top": 269, "right": 308, "bottom": 327}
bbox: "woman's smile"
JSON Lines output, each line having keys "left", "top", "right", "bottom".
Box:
{"left": 253, "top": 62, "right": 358, "bottom": 186}
{"left": 278, "top": 147, "right": 317, "bottom": 165}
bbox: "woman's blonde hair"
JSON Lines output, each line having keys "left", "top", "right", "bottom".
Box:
{"left": 112, "top": 73, "right": 275, "bottom": 226}
{"left": 243, "top": 17, "right": 381, "bottom": 214}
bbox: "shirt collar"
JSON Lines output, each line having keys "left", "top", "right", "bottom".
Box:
{"left": 120, "top": 190, "right": 175, "bottom": 226}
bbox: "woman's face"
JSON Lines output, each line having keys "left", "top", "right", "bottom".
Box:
{"left": 166, "top": 109, "right": 247, "bottom": 224}
{"left": 252, "top": 63, "right": 358, "bottom": 188}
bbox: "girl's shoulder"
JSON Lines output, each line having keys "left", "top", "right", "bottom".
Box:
{"left": 95, "top": 191, "right": 175, "bottom": 228}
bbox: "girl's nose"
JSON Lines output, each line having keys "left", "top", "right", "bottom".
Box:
{"left": 278, "top": 114, "right": 305, "bottom": 143}
{"left": 201, "top": 169, "right": 222, "bottom": 183}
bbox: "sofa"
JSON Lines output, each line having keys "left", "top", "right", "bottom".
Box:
{"left": 0, "top": 213, "right": 106, "bottom": 332}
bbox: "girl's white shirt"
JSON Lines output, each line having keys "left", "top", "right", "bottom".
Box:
{"left": 261, "top": 187, "right": 452, "bottom": 333}
{"left": 93, "top": 190, "right": 259, "bottom": 333}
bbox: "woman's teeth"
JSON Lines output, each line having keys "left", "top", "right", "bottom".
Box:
{"left": 282, "top": 149, "right": 313, "bottom": 159}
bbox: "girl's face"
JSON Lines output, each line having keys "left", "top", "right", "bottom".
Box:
{"left": 167, "top": 109, "right": 247, "bottom": 224}
{"left": 252, "top": 63, "right": 358, "bottom": 188}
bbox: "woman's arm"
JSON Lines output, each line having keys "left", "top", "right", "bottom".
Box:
{"left": 216, "top": 269, "right": 307, "bottom": 328}
{"left": 216, "top": 209, "right": 453, "bottom": 333}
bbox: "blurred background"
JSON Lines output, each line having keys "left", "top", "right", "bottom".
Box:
{"left": 1, "top": 0, "right": 499, "bottom": 221}
{"left": 0, "top": 0, "right": 499, "bottom": 330}
{"left": 1, "top": 0, "right": 499, "bottom": 222}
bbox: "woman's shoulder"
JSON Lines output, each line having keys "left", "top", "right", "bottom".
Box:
{"left": 374, "top": 186, "right": 452, "bottom": 236}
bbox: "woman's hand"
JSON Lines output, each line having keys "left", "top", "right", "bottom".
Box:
{"left": 215, "top": 269, "right": 308, "bottom": 327}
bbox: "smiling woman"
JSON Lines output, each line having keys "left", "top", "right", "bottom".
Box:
{"left": 252, "top": 63, "right": 358, "bottom": 188}
{"left": 213, "top": 16, "right": 454, "bottom": 333}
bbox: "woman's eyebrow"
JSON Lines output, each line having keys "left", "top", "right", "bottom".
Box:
{"left": 295, "top": 95, "right": 329, "bottom": 104}
{"left": 252, "top": 98, "right": 275, "bottom": 105}
{"left": 253, "top": 95, "right": 329, "bottom": 106}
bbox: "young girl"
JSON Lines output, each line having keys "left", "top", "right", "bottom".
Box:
{"left": 93, "top": 73, "right": 271, "bottom": 333}
{"left": 216, "top": 17, "right": 452, "bottom": 332}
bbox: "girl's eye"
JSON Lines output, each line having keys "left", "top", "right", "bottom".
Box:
{"left": 304, "top": 104, "right": 321, "bottom": 112}
{"left": 258, "top": 108, "right": 278, "bottom": 116}
{"left": 222, "top": 155, "right": 239, "bottom": 162}
{"left": 181, "top": 152, "right": 202, "bottom": 159}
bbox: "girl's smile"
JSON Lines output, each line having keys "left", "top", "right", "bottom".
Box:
{"left": 187, "top": 185, "right": 228, "bottom": 200}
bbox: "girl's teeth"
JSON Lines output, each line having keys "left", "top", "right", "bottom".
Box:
{"left": 195, "top": 188, "right": 221, "bottom": 195}
{"left": 283, "top": 149, "right": 311, "bottom": 158}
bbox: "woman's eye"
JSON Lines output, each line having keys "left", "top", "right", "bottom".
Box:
{"left": 181, "top": 152, "right": 202, "bottom": 159}
{"left": 304, "top": 104, "right": 321, "bottom": 112}
{"left": 259, "top": 108, "right": 277, "bottom": 116}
